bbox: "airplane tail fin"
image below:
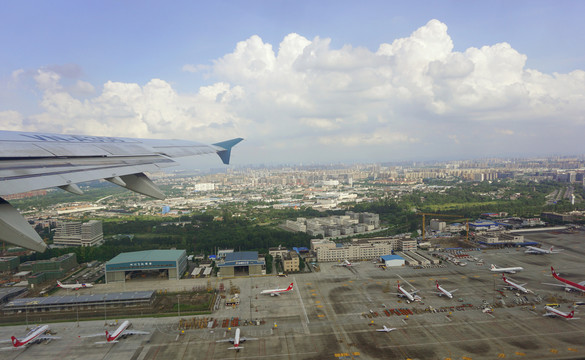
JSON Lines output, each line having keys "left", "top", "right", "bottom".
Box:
{"left": 568, "top": 311, "right": 575, "bottom": 319}
{"left": 286, "top": 283, "right": 293, "bottom": 291}
{"left": 11, "top": 336, "right": 21, "bottom": 347}
{"left": 212, "top": 138, "right": 244, "bottom": 165}
{"left": 491, "top": 264, "right": 496, "bottom": 270}
{"left": 436, "top": 280, "right": 439, "bottom": 289}
{"left": 105, "top": 331, "right": 111, "bottom": 342}
{"left": 57, "top": 281, "right": 62, "bottom": 287}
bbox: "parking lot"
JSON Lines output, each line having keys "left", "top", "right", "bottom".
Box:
{"left": 2, "top": 229, "right": 585, "bottom": 359}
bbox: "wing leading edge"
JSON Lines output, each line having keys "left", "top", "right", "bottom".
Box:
{"left": 0, "top": 130, "right": 243, "bottom": 252}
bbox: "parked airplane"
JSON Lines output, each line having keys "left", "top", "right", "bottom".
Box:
{"left": 435, "top": 280, "right": 458, "bottom": 299}
{"left": 397, "top": 281, "right": 421, "bottom": 302}
{"left": 260, "top": 283, "right": 294, "bottom": 296}
{"left": 335, "top": 259, "right": 355, "bottom": 267}
{"left": 81, "top": 320, "right": 149, "bottom": 344}
{"left": 543, "top": 306, "right": 575, "bottom": 319}
{"left": 490, "top": 264, "right": 523, "bottom": 274}
{"left": 525, "top": 246, "right": 563, "bottom": 255}
{"left": 376, "top": 325, "right": 397, "bottom": 333}
{"left": 3, "top": 325, "right": 60, "bottom": 349}
{"left": 0, "top": 130, "right": 243, "bottom": 252}
{"left": 57, "top": 280, "right": 93, "bottom": 290}
{"left": 502, "top": 274, "right": 531, "bottom": 294}
{"left": 216, "top": 328, "right": 257, "bottom": 351}
{"left": 546, "top": 267, "right": 585, "bottom": 293}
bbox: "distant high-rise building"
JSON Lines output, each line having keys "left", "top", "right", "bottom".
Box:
{"left": 53, "top": 220, "right": 103, "bottom": 247}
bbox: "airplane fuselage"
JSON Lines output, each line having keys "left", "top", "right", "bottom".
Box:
{"left": 490, "top": 264, "right": 523, "bottom": 274}
{"left": 11, "top": 325, "right": 49, "bottom": 348}
{"left": 437, "top": 284, "right": 453, "bottom": 299}
{"left": 106, "top": 321, "right": 130, "bottom": 342}
{"left": 397, "top": 282, "right": 419, "bottom": 302}
{"left": 551, "top": 267, "right": 585, "bottom": 292}
{"left": 260, "top": 283, "right": 293, "bottom": 296}
{"left": 502, "top": 275, "right": 529, "bottom": 293}
{"left": 544, "top": 306, "right": 574, "bottom": 318}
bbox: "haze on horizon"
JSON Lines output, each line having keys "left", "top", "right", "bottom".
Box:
{"left": 1, "top": 1, "right": 585, "bottom": 168}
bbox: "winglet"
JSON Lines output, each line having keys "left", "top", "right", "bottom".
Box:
{"left": 212, "top": 138, "right": 243, "bottom": 165}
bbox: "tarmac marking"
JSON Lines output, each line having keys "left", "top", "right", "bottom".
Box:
{"left": 515, "top": 351, "right": 526, "bottom": 356}
{"left": 549, "top": 348, "right": 558, "bottom": 354}
{"left": 497, "top": 354, "right": 506, "bottom": 358}
{"left": 293, "top": 276, "right": 310, "bottom": 330}
{"left": 568, "top": 347, "right": 578, "bottom": 352}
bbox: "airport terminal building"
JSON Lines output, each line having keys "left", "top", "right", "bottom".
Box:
{"left": 105, "top": 250, "right": 187, "bottom": 283}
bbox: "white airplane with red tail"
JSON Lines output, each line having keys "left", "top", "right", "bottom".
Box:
{"left": 81, "top": 320, "right": 149, "bottom": 344}
{"left": 0, "top": 325, "right": 60, "bottom": 350}
{"left": 435, "top": 280, "right": 458, "bottom": 299}
{"left": 334, "top": 259, "right": 356, "bottom": 267}
{"left": 543, "top": 306, "right": 576, "bottom": 319}
{"left": 397, "top": 281, "right": 421, "bottom": 302}
{"left": 502, "top": 274, "right": 531, "bottom": 294}
{"left": 546, "top": 267, "right": 585, "bottom": 293}
{"left": 525, "top": 246, "right": 563, "bottom": 254}
{"left": 57, "top": 280, "right": 93, "bottom": 290}
{"left": 216, "top": 328, "right": 257, "bottom": 351}
{"left": 260, "top": 283, "right": 293, "bottom": 296}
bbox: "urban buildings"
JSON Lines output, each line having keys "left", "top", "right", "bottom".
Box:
{"left": 53, "top": 220, "right": 103, "bottom": 247}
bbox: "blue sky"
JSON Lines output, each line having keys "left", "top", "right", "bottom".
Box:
{"left": 1, "top": 1, "right": 585, "bottom": 167}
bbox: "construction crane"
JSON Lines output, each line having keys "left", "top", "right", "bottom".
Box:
{"left": 417, "top": 213, "right": 469, "bottom": 242}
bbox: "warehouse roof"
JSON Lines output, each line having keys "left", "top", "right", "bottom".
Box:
{"left": 4, "top": 291, "right": 155, "bottom": 310}
{"left": 107, "top": 249, "right": 186, "bottom": 265}
{"left": 381, "top": 255, "right": 404, "bottom": 261}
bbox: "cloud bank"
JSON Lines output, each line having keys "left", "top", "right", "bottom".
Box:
{"left": 4, "top": 20, "right": 585, "bottom": 164}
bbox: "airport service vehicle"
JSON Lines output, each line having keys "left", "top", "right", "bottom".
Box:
{"left": 546, "top": 266, "right": 585, "bottom": 293}
{"left": 490, "top": 264, "right": 523, "bottom": 274}
{"left": 216, "top": 328, "right": 257, "bottom": 351}
{"left": 525, "top": 246, "right": 563, "bottom": 254}
{"left": 81, "top": 320, "right": 149, "bottom": 344}
{"left": 376, "top": 325, "right": 397, "bottom": 332}
{"left": 57, "top": 280, "right": 93, "bottom": 290}
{"left": 0, "top": 130, "right": 242, "bottom": 252}
{"left": 435, "top": 280, "right": 458, "bottom": 299}
{"left": 260, "top": 283, "right": 294, "bottom": 296}
{"left": 3, "top": 325, "right": 60, "bottom": 349}
{"left": 502, "top": 274, "right": 531, "bottom": 294}
{"left": 397, "top": 281, "right": 421, "bottom": 302}
{"left": 543, "top": 306, "right": 575, "bottom": 319}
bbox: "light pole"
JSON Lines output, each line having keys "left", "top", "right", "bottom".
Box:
{"left": 103, "top": 295, "right": 107, "bottom": 326}
{"left": 177, "top": 295, "right": 180, "bottom": 318}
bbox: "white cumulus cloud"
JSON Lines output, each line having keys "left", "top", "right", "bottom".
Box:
{"left": 5, "top": 19, "right": 585, "bottom": 163}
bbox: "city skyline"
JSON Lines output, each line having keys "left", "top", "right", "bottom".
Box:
{"left": 2, "top": 1, "right": 585, "bottom": 168}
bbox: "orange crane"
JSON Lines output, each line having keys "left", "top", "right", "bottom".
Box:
{"left": 417, "top": 213, "right": 469, "bottom": 242}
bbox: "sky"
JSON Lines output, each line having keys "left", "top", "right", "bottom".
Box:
{"left": 1, "top": 1, "right": 585, "bottom": 168}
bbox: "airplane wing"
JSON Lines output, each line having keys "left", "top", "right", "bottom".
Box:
{"left": 79, "top": 333, "right": 106, "bottom": 338}
{"left": 121, "top": 330, "right": 150, "bottom": 336}
{"left": 0, "top": 130, "right": 243, "bottom": 252}
{"left": 216, "top": 338, "right": 235, "bottom": 343}
{"left": 36, "top": 335, "right": 61, "bottom": 341}
{"left": 240, "top": 337, "right": 258, "bottom": 342}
